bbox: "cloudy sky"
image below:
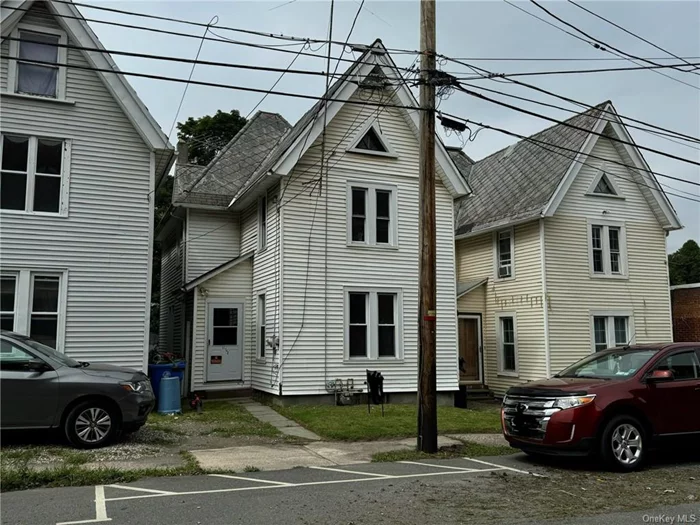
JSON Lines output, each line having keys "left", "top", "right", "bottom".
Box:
{"left": 82, "top": 1, "right": 699, "bottom": 251}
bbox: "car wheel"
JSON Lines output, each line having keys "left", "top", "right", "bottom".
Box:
{"left": 600, "top": 415, "right": 646, "bottom": 471}
{"left": 64, "top": 401, "right": 117, "bottom": 449}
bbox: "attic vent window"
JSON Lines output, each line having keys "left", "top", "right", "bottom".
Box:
{"left": 587, "top": 164, "right": 623, "bottom": 199}
{"left": 357, "top": 128, "right": 386, "bottom": 152}
{"left": 594, "top": 173, "right": 616, "bottom": 195}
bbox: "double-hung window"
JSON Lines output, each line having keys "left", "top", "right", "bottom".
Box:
{"left": 9, "top": 27, "right": 67, "bottom": 99}
{"left": 346, "top": 290, "right": 401, "bottom": 360}
{"left": 496, "top": 313, "right": 518, "bottom": 375}
{"left": 592, "top": 313, "right": 631, "bottom": 352}
{"left": 495, "top": 229, "right": 514, "bottom": 279}
{"left": 348, "top": 184, "right": 396, "bottom": 247}
{"left": 589, "top": 222, "right": 626, "bottom": 277}
{"left": 1, "top": 275, "right": 17, "bottom": 331}
{"left": 1, "top": 134, "right": 68, "bottom": 214}
{"left": 257, "top": 294, "right": 266, "bottom": 359}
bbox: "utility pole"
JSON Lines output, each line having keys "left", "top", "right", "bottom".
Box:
{"left": 417, "top": 0, "right": 438, "bottom": 454}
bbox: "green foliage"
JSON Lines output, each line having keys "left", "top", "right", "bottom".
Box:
{"left": 177, "top": 109, "right": 247, "bottom": 166}
{"left": 668, "top": 239, "right": 700, "bottom": 286}
{"left": 273, "top": 403, "right": 502, "bottom": 441}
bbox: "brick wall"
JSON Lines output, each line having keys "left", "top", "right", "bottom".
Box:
{"left": 671, "top": 287, "right": 700, "bottom": 342}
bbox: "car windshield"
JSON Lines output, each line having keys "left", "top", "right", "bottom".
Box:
{"left": 556, "top": 349, "right": 659, "bottom": 379}
{"left": 21, "top": 337, "right": 80, "bottom": 368}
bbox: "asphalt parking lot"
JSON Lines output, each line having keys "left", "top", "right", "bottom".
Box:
{"left": 1, "top": 456, "right": 541, "bottom": 525}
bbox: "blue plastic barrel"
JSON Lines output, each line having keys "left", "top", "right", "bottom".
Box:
{"left": 148, "top": 362, "right": 185, "bottom": 399}
{"left": 157, "top": 376, "right": 182, "bottom": 414}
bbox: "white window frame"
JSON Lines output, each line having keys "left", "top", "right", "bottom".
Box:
{"left": 346, "top": 182, "right": 398, "bottom": 248}
{"left": 589, "top": 310, "right": 635, "bottom": 353}
{"left": 346, "top": 120, "right": 398, "bottom": 158}
{"left": 586, "top": 219, "right": 628, "bottom": 278}
{"left": 493, "top": 228, "right": 515, "bottom": 280}
{"left": 257, "top": 195, "right": 267, "bottom": 251}
{"left": 1, "top": 269, "right": 68, "bottom": 352}
{"left": 257, "top": 293, "right": 266, "bottom": 360}
{"left": 0, "top": 133, "right": 71, "bottom": 217}
{"left": 344, "top": 287, "right": 403, "bottom": 362}
{"left": 585, "top": 163, "right": 624, "bottom": 199}
{"left": 7, "top": 24, "right": 68, "bottom": 100}
{"left": 496, "top": 312, "right": 519, "bottom": 377}
{"left": 0, "top": 272, "right": 19, "bottom": 332}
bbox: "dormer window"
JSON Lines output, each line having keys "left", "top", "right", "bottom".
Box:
{"left": 8, "top": 26, "right": 67, "bottom": 99}
{"left": 347, "top": 121, "right": 397, "bottom": 158}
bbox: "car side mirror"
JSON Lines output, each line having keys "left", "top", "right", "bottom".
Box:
{"left": 647, "top": 369, "right": 674, "bottom": 383}
{"left": 24, "top": 359, "right": 51, "bottom": 373}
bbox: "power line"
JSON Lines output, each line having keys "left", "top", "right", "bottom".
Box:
{"left": 446, "top": 55, "right": 700, "bottom": 62}
{"left": 453, "top": 84, "right": 700, "bottom": 169}
{"left": 527, "top": 0, "right": 700, "bottom": 90}
{"left": 567, "top": 0, "right": 700, "bottom": 73}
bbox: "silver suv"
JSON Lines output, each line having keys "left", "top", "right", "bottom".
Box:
{"left": 0, "top": 331, "right": 155, "bottom": 448}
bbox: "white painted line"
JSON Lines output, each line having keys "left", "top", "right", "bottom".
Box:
{"left": 57, "top": 485, "right": 111, "bottom": 525}
{"left": 209, "top": 474, "right": 292, "bottom": 486}
{"left": 104, "top": 468, "right": 508, "bottom": 503}
{"left": 399, "top": 461, "right": 478, "bottom": 472}
{"left": 308, "top": 466, "right": 390, "bottom": 478}
{"left": 462, "top": 457, "right": 533, "bottom": 475}
{"left": 107, "top": 484, "right": 176, "bottom": 495}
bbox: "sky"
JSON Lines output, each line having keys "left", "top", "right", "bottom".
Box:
{"left": 78, "top": 0, "right": 699, "bottom": 252}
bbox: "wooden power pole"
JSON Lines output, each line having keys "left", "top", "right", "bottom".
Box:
{"left": 417, "top": 0, "right": 438, "bottom": 454}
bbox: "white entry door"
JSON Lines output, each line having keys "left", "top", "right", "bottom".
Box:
{"left": 206, "top": 302, "right": 243, "bottom": 382}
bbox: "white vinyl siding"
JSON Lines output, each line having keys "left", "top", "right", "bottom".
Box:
{"left": 0, "top": 3, "right": 156, "bottom": 369}
{"left": 159, "top": 231, "right": 184, "bottom": 354}
{"left": 546, "top": 135, "right": 672, "bottom": 374}
{"left": 280, "top": 88, "right": 457, "bottom": 395}
{"left": 185, "top": 208, "right": 240, "bottom": 282}
{"left": 455, "top": 220, "right": 546, "bottom": 395}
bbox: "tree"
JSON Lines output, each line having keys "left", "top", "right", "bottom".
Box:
{"left": 176, "top": 109, "right": 247, "bottom": 166}
{"left": 668, "top": 239, "right": 700, "bottom": 286}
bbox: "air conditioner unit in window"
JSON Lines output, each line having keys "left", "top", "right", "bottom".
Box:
{"left": 499, "top": 265, "right": 511, "bottom": 278}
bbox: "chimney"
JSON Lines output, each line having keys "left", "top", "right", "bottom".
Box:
{"left": 177, "top": 141, "right": 188, "bottom": 165}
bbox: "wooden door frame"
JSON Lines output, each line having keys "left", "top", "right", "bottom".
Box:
{"left": 458, "top": 313, "right": 483, "bottom": 385}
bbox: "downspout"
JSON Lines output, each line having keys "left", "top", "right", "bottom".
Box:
{"left": 539, "top": 218, "right": 551, "bottom": 378}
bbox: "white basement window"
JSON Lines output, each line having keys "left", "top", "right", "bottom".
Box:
{"left": 592, "top": 314, "right": 631, "bottom": 352}
{"left": 494, "top": 228, "right": 514, "bottom": 279}
{"left": 347, "top": 183, "right": 397, "bottom": 247}
{"left": 346, "top": 290, "right": 402, "bottom": 360}
{"left": 0, "top": 134, "right": 69, "bottom": 215}
{"left": 589, "top": 222, "right": 626, "bottom": 277}
{"left": 9, "top": 27, "right": 67, "bottom": 99}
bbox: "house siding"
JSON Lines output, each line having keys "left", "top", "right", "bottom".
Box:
{"left": 0, "top": 4, "right": 154, "bottom": 369}
{"left": 185, "top": 208, "right": 239, "bottom": 282}
{"left": 159, "top": 230, "right": 184, "bottom": 355}
{"left": 279, "top": 88, "right": 458, "bottom": 395}
{"left": 191, "top": 259, "right": 253, "bottom": 390}
{"left": 545, "top": 136, "right": 673, "bottom": 373}
{"left": 455, "top": 221, "right": 546, "bottom": 395}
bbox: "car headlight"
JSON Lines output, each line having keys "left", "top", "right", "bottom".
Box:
{"left": 544, "top": 395, "right": 596, "bottom": 410}
{"left": 120, "top": 380, "right": 149, "bottom": 393}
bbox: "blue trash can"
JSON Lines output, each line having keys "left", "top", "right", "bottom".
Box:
{"left": 157, "top": 376, "right": 182, "bottom": 414}
{"left": 148, "top": 362, "right": 185, "bottom": 399}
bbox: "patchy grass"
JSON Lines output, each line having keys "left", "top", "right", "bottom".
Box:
{"left": 0, "top": 451, "right": 204, "bottom": 493}
{"left": 372, "top": 442, "right": 513, "bottom": 463}
{"left": 273, "top": 403, "right": 501, "bottom": 441}
{"left": 147, "top": 401, "right": 279, "bottom": 438}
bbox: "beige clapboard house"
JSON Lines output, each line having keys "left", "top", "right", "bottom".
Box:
{"left": 450, "top": 103, "right": 682, "bottom": 396}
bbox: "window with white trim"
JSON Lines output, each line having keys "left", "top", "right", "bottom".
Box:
{"left": 347, "top": 122, "right": 397, "bottom": 157}
{"left": 592, "top": 315, "right": 630, "bottom": 352}
{"left": 1, "top": 134, "right": 67, "bottom": 214}
{"left": 589, "top": 223, "right": 625, "bottom": 276}
{"left": 346, "top": 290, "right": 401, "bottom": 360}
{"left": 9, "top": 27, "right": 67, "bottom": 99}
{"left": 258, "top": 196, "right": 267, "bottom": 250}
{"left": 497, "top": 313, "right": 518, "bottom": 374}
{"left": 257, "top": 294, "right": 266, "bottom": 359}
{"left": 1, "top": 275, "right": 17, "bottom": 331}
{"left": 30, "top": 275, "right": 60, "bottom": 349}
{"left": 495, "top": 229, "right": 514, "bottom": 279}
{"left": 348, "top": 184, "right": 396, "bottom": 246}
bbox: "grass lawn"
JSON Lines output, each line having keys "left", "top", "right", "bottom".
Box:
{"left": 273, "top": 403, "right": 502, "bottom": 441}
{"left": 372, "top": 442, "right": 513, "bottom": 462}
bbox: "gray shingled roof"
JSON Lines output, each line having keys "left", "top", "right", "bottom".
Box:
{"left": 453, "top": 103, "right": 607, "bottom": 236}
{"left": 173, "top": 111, "right": 291, "bottom": 208}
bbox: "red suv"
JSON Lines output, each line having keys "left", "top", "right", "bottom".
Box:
{"left": 502, "top": 343, "right": 700, "bottom": 470}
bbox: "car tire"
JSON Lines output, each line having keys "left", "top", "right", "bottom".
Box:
{"left": 64, "top": 401, "right": 117, "bottom": 449}
{"left": 599, "top": 415, "right": 646, "bottom": 471}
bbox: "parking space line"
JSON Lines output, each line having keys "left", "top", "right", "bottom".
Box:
{"left": 209, "top": 474, "right": 292, "bottom": 485}
{"left": 462, "top": 457, "right": 533, "bottom": 475}
{"left": 399, "top": 461, "right": 478, "bottom": 472}
{"left": 56, "top": 485, "right": 110, "bottom": 525}
{"left": 107, "top": 484, "right": 177, "bottom": 495}
{"left": 308, "top": 466, "right": 390, "bottom": 477}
